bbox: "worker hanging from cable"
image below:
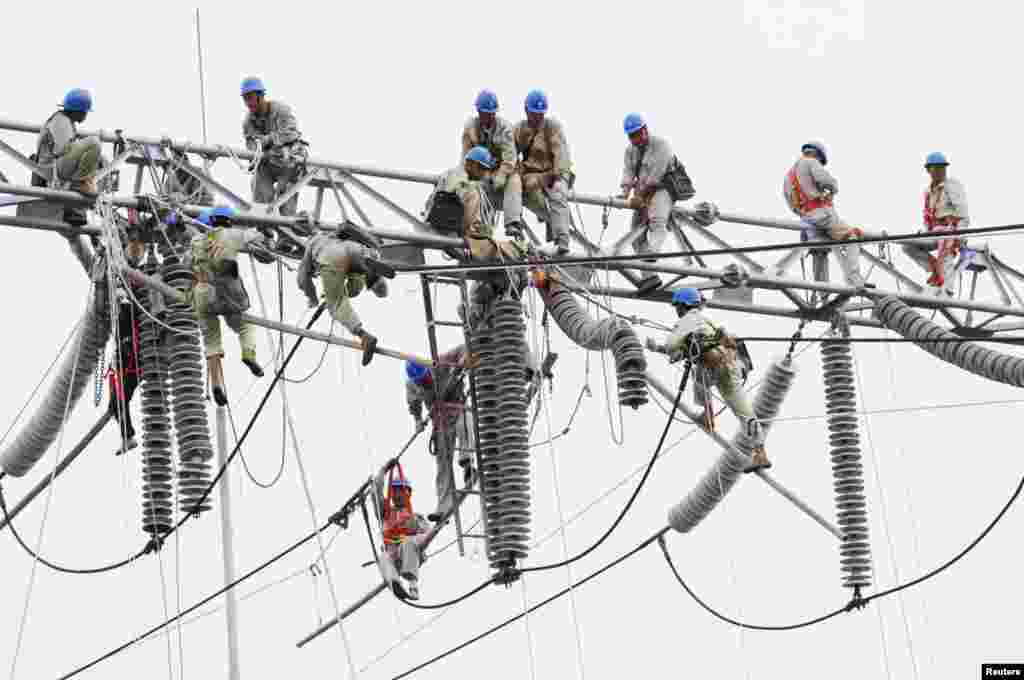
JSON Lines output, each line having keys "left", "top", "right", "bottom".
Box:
{"left": 404, "top": 346, "right": 483, "bottom": 522}
{"left": 32, "top": 88, "right": 106, "bottom": 226}
{"left": 618, "top": 112, "right": 696, "bottom": 296}
{"left": 461, "top": 89, "right": 527, "bottom": 241}
{"left": 241, "top": 77, "right": 310, "bottom": 251}
{"left": 783, "top": 141, "right": 866, "bottom": 288}
{"left": 108, "top": 230, "right": 146, "bottom": 455}
{"left": 901, "top": 152, "right": 969, "bottom": 297}
{"left": 296, "top": 227, "right": 396, "bottom": 366}
{"left": 186, "top": 206, "right": 270, "bottom": 406}
{"left": 513, "top": 89, "right": 574, "bottom": 256}
{"left": 374, "top": 465, "right": 431, "bottom": 600}
{"left": 646, "top": 288, "right": 770, "bottom": 472}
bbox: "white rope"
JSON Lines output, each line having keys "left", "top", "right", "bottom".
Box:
{"left": 9, "top": 284, "right": 92, "bottom": 679}
{"left": 517, "top": 575, "right": 539, "bottom": 680}
{"left": 155, "top": 546, "right": 178, "bottom": 680}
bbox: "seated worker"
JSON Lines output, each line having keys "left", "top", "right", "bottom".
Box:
{"left": 646, "top": 287, "right": 769, "bottom": 472}
{"left": 296, "top": 227, "right": 395, "bottom": 366}
{"left": 374, "top": 470, "right": 430, "bottom": 600}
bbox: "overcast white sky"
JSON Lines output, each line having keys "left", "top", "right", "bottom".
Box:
{"left": 2, "top": 1, "right": 1023, "bottom": 679}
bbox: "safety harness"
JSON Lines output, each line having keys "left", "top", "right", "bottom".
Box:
{"left": 382, "top": 463, "right": 416, "bottom": 545}
{"left": 922, "top": 184, "right": 962, "bottom": 287}
{"left": 786, "top": 165, "right": 833, "bottom": 216}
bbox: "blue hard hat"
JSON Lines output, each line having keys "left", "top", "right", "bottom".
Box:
{"left": 525, "top": 89, "right": 548, "bottom": 114}
{"left": 623, "top": 112, "right": 646, "bottom": 135}
{"left": 240, "top": 77, "right": 266, "bottom": 96}
{"left": 475, "top": 89, "right": 499, "bottom": 113}
{"left": 671, "top": 287, "right": 704, "bottom": 307}
{"left": 197, "top": 208, "right": 213, "bottom": 226}
{"left": 62, "top": 88, "right": 93, "bottom": 113}
{"left": 465, "top": 146, "right": 496, "bottom": 170}
{"left": 390, "top": 477, "right": 412, "bottom": 489}
{"left": 924, "top": 151, "right": 949, "bottom": 167}
{"left": 405, "top": 360, "right": 430, "bottom": 384}
{"left": 209, "top": 206, "right": 238, "bottom": 224}
{"left": 801, "top": 141, "right": 828, "bottom": 166}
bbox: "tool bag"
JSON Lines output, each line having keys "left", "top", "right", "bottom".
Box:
{"left": 423, "top": 180, "right": 465, "bottom": 234}
{"left": 206, "top": 260, "right": 251, "bottom": 316}
{"left": 662, "top": 156, "right": 696, "bottom": 202}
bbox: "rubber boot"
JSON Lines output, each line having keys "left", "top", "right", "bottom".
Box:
{"left": 635, "top": 274, "right": 663, "bottom": 296}
{"left": 744, "top": 446, "right": 772, "bottom": 473}
{"left": 212, "top": 385, "right": 228, "bottom": 406}
{"left": 115, "top": 436, "right": 139, "bottom": 456}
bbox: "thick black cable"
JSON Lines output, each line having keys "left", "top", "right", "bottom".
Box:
{"left": 390, "top": 221, "right": 1024, "bottom": 276}
{"left": 395, "top": 577, "right": 496, "bottom": 611}
{"left": 58, "top": 522, "right": 327, "bottom": 679}
{"left": 156, "top": 304, "right": 326, "bottom": 542}
{"left": 392, "top": 529, "right": 665, "bottom": 679}
{"left": 519, "top": 367, "right": 687, "bottom": 575}
{"left": 0, "top": 484, "right": 148, "bottom": 574}
{"left": 658, "top": 471, "right": 1024, "bottom": 630}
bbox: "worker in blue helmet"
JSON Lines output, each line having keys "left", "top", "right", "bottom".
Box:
{"left": 901, "top": 152, "right": 970, "bottom": 297}
{"left": 373, "top": 466, "right": 430, "bottom": 600}
{"left": 240, "top": 76, "right": 309, "bottom": 224}
{"left": 34, "top": 88, "right": 106, "bottom": 222}
{"left": 646, "top": 288, "right": 770, "bottom": 472}
{"left": 461, "top": 89, "right": 526, "bottom": 242}
{"left": 186, "top": 205, "right": 270, "bottom": 406}
{"left": 512, "top": 89, "right": 574, "bottom": 257}
{"left": 783, "top": 141, "right": 866, "bottom": 288}
{"left": 427, "top": 146, "right": 529, "bottom": 265}
{"left": 296, "top": 229, "right": 396, "bottom": 366}
{"left": 404, "top": 347, "right": 481, "bottom": 522}
{"left": 618, "top": 112, "right": 697, "bottom": 296}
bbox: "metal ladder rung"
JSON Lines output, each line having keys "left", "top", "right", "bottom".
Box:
{"left": 456, "top": 488, "right": 481, "bottom": 496}
{"left": 428, "top": 320, "right": 464, "bottom": 328}
{"left": 461, "top": 533, "right": 487, "bottom": 540}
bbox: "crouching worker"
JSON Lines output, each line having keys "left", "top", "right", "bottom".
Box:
{"left": 187, "top": 206, "right": 269, "bottom": 405}
{"left": 646, "top": 287, "right": 770, "bottom": 472}
{"left": 296, "top": 228, "right": 395, "bottom": 366}
{"left": 374, "top": 467, "right": 430, "bottom": 600}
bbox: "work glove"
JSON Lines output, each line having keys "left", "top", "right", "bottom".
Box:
{"left": 626, "top": 195, "right": 644, "bottom": 210}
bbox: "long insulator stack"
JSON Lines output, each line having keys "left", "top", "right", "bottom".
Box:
{"left": 668, "top": 357, "right": 797, "bottom": 533}
{"left": 137, "top": 257, "right": 174, "bottom": 536}
{"left": 539, "top": 279, "right": 647, "bottom": 408}
{"left": 821, "top": 339, "right": 872, "bottom": 591}
{"left": 473, "top": 297, "right": 531, "bottom": 570}
{"left": 161, "top": 255, "right": 214, "bottom": 516}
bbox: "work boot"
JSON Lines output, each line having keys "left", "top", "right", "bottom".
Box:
{"left": 635, "top": 274, "right": 663, "bottom": 296}
{"left": 114, "top": 436, "right": 138, "bottom": 456}
{"left": 241, "top": 351, "right": 264, "bottom": 377}
{"left": 368, "top": 275, "right": 389, "bottom": 298}
{"left": 358, "top": 331, "right": 378, "bottom": 366}
{"left": 744, "top": 446, "right": 772, "bottom": 473}
{"left": 391, "top": 580, "right": 409, "bottom": 600}
{"left": 212, "top": 385, "right": 228, "bottom": 407}
{"left": 462, "top": 462, "right": 477, "bottom": 488}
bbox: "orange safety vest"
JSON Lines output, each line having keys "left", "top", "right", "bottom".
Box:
{"left": 382, "top": 463, "right": 419, "bottom": 544}
{"left": 786, "top": 166, "right": 833, "bottom": 215}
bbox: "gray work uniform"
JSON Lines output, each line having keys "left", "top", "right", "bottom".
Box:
{"left": 35, "top": 112, "right": 102, "bottom": 187}
{"left": 620, "top": 135, "right": 676, "bottom": 254}
{"left": 296, "top": 233, "right": 387, "bottom": 336}
{"left": 406, "top": 346, "right": 476, "bottom": 517}
{"left": 902, "top": 176, "right": 970, "bottom": 295}
{"left": 243, "top": 101, "right": 308, "bottom": 216}
{"left": 664, "top": 310, "right": 764, "bottom": 446}
{"left": 782, "top": 156, "right": 864, "bottom": 287}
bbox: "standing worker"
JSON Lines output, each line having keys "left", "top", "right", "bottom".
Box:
{"left": 241, "top": 77, "right": 309, "bottom": 219}
{"left": 461, "top": 90, "right": 525, "bottom": 240}
{"left": 901, "top": 152, "right": 969, "bottom": 297}
{"left": 513, "top": 90, "right": 574, "bottom": 256}
{"left": 618, "top": 113, "right": 696, "bottom": 295}
{"left": 404, "top": 346, "right": 480, "bottom": 522}
{"left": 374, "top": 468, "right": 431, "bottom": 600}
{"left": 646, "top": 288, "right": 770, "bottom": 472}
{"left": 187, "top": 206, "right": 268, "bottom": 406}
{"left": 296, "top": 229, "right": 395, "bottom": 366}
{"left": 783, "top": 141, "right": 865, "bottom": 287}
{"left": 108, "top": 236, "right": 146, "bottom": 455}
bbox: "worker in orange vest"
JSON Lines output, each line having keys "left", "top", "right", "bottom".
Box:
{"left": 782, "top": 141, "right": 865, "bottom": 288}
{"left": 901, "top": 152, "right": 969, "bottom": 297}
{"left": 378, "top": 472, "right": 430, "bottom": 600}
